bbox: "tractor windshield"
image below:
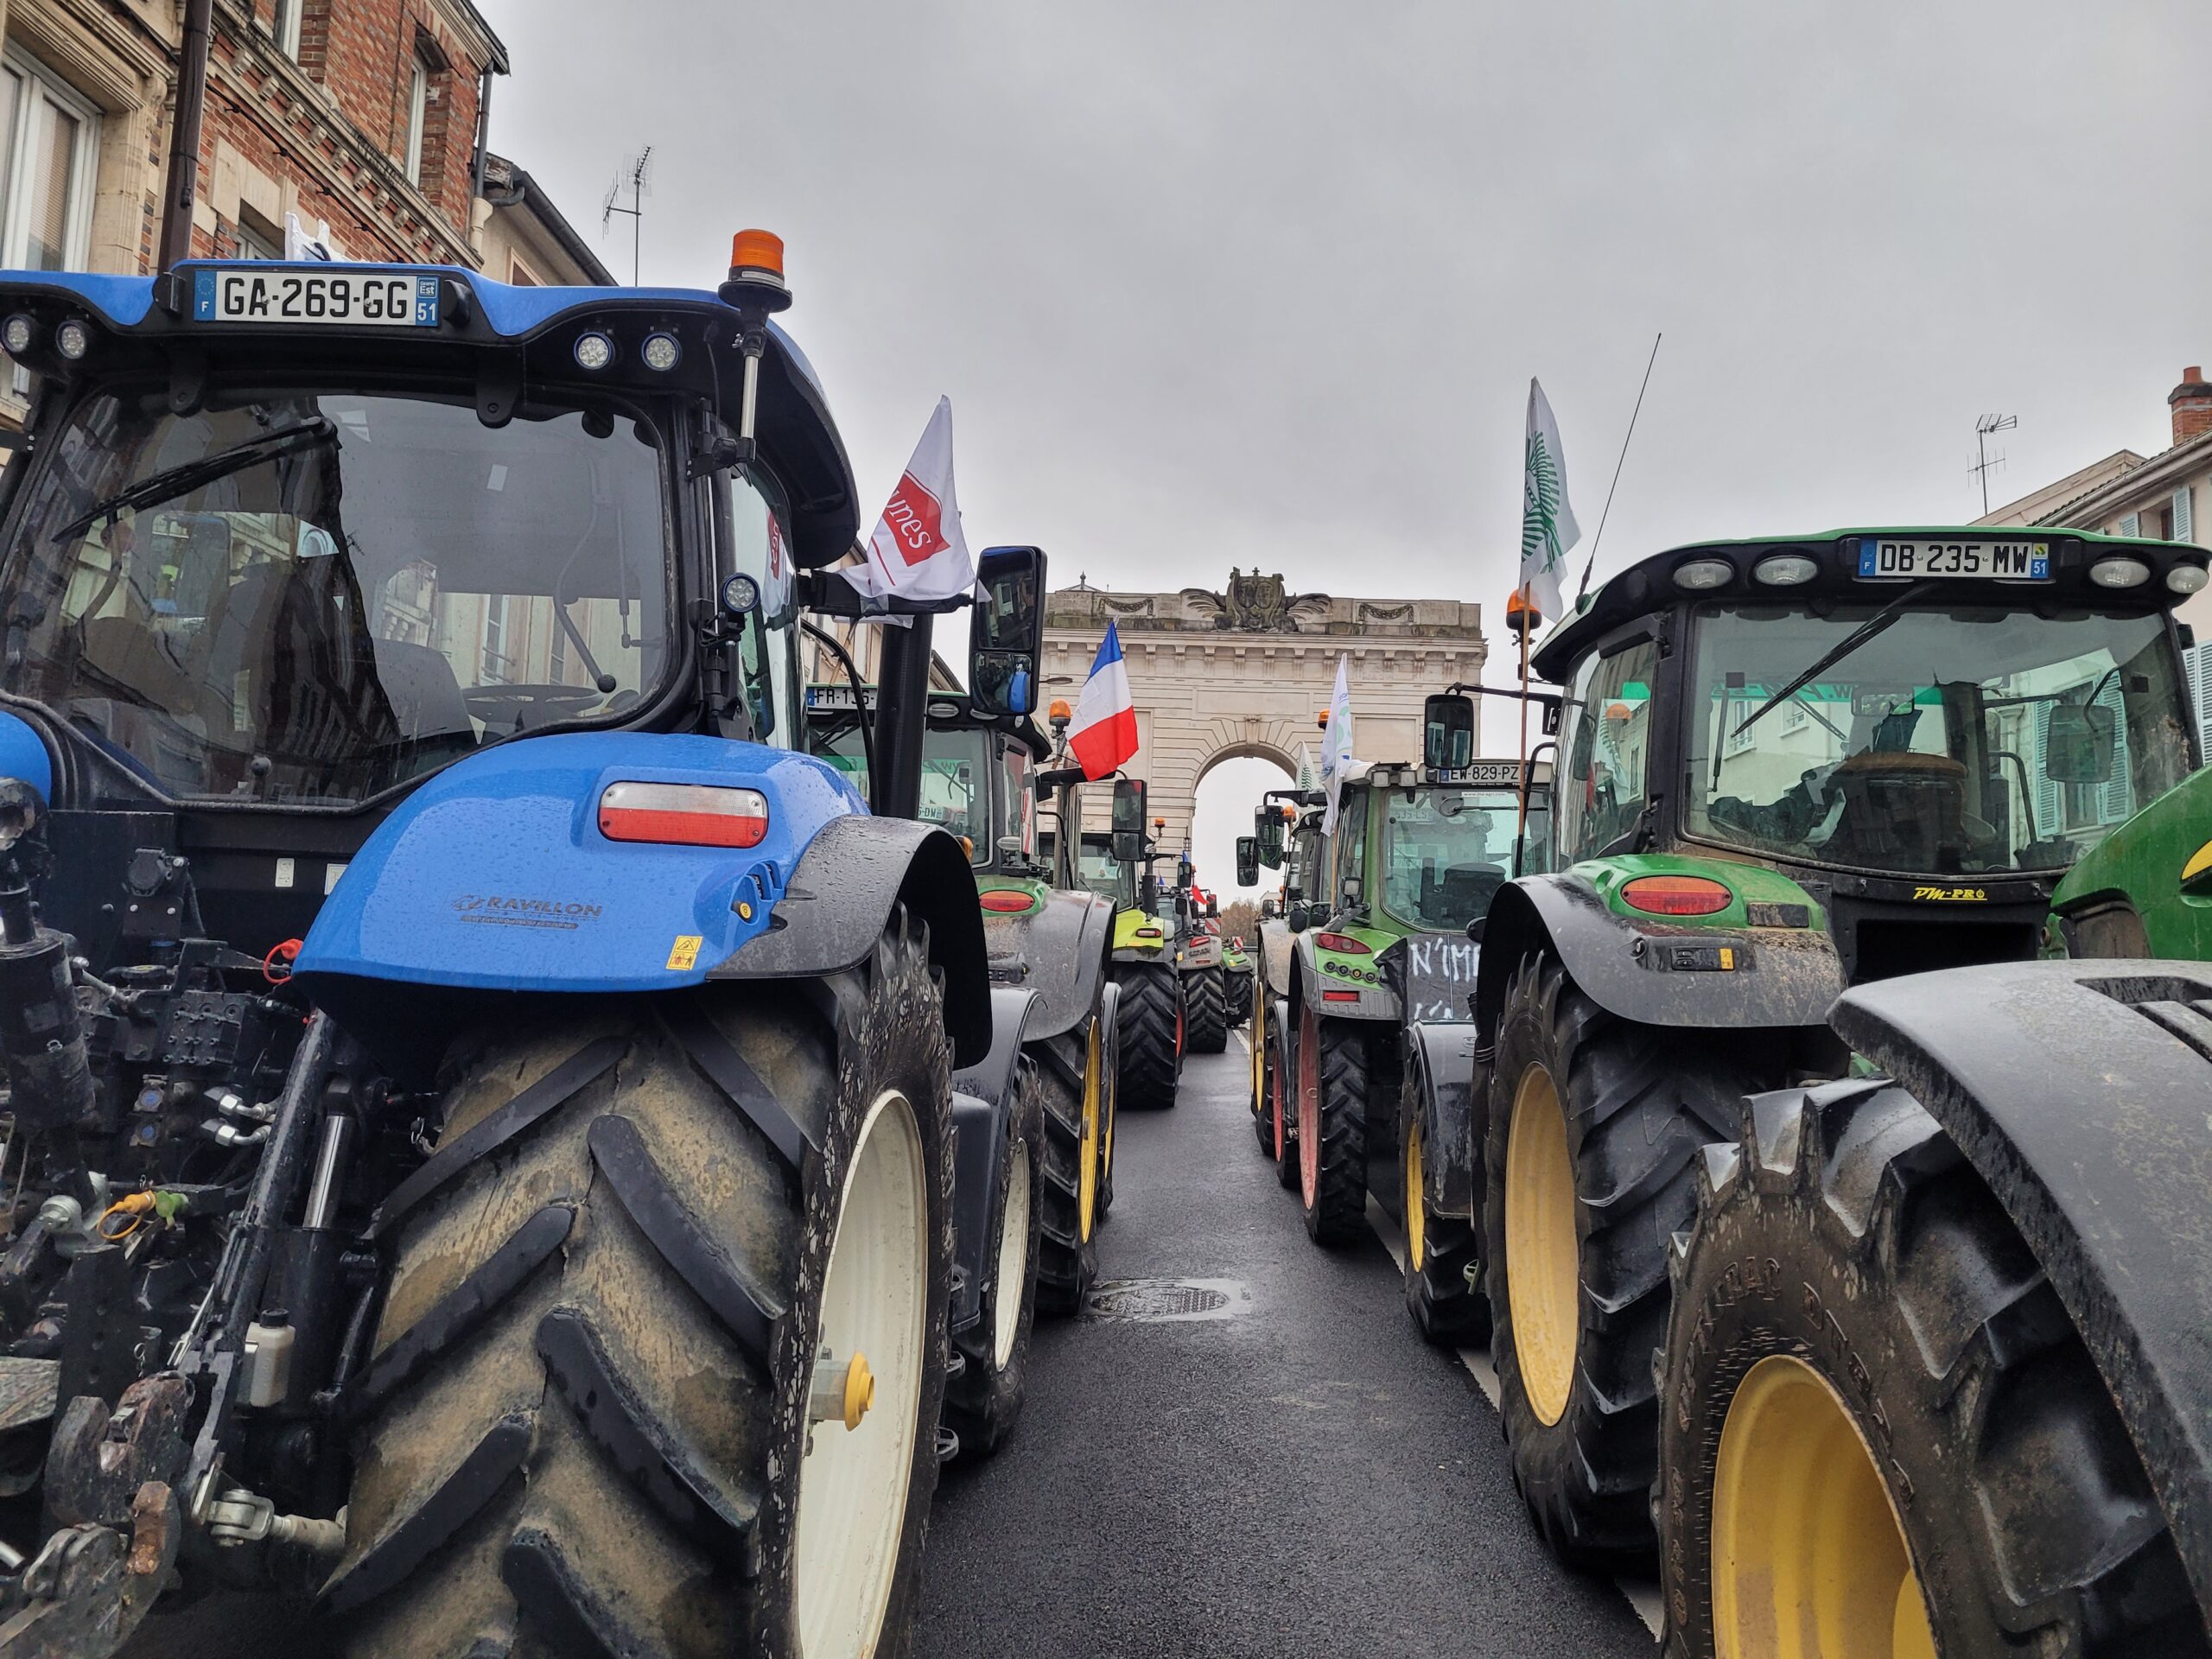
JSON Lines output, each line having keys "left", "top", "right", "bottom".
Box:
{"left": 1077, "top": 833, "right": 1137, "bottom": 907}
{"left": 1379, "top": 786, "right": 1545, "bottom": 930}
{"left": 1684, "top": 601, "right": 2194, "bottom": 876}
{"left": 1, "top": 386, "right": 675, "bottom": 804}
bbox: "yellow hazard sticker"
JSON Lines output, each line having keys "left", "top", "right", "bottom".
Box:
{"left": 666, "top": 935, "right": 703, "bottom": 971}
{"left": 1718, "top": 946, "right": 1735, "bottom": 970}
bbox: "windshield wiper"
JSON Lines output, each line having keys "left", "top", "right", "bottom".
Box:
{"left": 51, "top": 417, "right": 335, "bottom": 543}
{"left": 1730, "top": 582, "right": 1934, "bottom": 741}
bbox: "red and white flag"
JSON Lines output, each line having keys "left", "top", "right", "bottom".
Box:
{"left": 1069, "top": 622, "right": 1139, "bottom": 779}
{"left": 847, "top": 397, "right": 974, "bottom": 607}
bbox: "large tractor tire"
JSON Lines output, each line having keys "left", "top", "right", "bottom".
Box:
{"left": 1399, "top": 1053, "right": 1487, "bottom": 1348}
{"left": 1095, "top": 982, "right": 1121, "bottom": 1223}
{"left": 945, "top": 1063, "right": 1045, "bottom": 1456}
{"left": 1483, "top": 953, "right": 1777, "bottom": 1570}
{"left": 1249, "top": 987, "right": 1274, "bottom": 1158}
{"left": 1184, "top": 964, "right": 1229, "bottom": 1055}
{"left": 1296, "top": 1006, "right": 1370, "bottom": 1246}
{"left": 1033, "top": 1020, "right": 1103, "bottom": 1318}
{"left": 1226, "top": 969, "right": 1253, "bottom": 1029}
{"left": 1268, "top": 1000, "right": 1300, "bottom": 1190}
{"left": 1114, "top": 960, "right": 1182, "bottom": 1111}
{"left": 332, "top": 915, "right": 953, "bottom": 1659}
{"left": 1661, "top": 1077, "right": 2209, "bottom": 1659}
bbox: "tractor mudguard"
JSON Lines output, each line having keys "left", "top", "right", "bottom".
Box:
{"left": 1259, "top": 918, "right": 1294, "bottom": 999}
{"left": 1831, "top": 957, "right": 2212, "bottom": 1616}
{"left": 1404, "top": 1020, "right": 1480, "bottom": 1219}
{"left": 295, "top": 731, "right": 989, "bottom": 1067}
{"left": 1471, "top": 871, "right": 1844, "bottom": 1036}
{"left": 1294, "top": 929, "right": 1396, "bottom": 1022}
{"left": 982, "top": 888, "right": 1114, "bottom": 1041}
{"left": 949, "top": 988, "right": 1045, "bottom": 1332}
{"left": 0, "top": 708, "right": 52, "bottom": 800}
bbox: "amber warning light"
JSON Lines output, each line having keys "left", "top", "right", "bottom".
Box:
{"left": 728, "top": 229, "right": 785, "bottom": 288}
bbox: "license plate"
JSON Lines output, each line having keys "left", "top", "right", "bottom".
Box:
{"left": 1427, "top": 760, "right": 1525, "bottom": 786}
{"left": 194, "top": 268, "right": 440, "bottom": 328}
{"left": 1853, "top": 537, "right": 2050, "bottom": 581}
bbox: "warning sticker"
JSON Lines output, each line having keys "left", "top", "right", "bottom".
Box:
{"left": 666, "top": 935, "right": 703, "bottom": 971}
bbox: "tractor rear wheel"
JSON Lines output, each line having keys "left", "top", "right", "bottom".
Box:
{"left": 1033, "top": 1020, "right": 1103, "bottom": 1317}
{"left": 1114, "top": 960, "right": 1182, "bottom": 1110}
{"left": 1297, "top": 1007, "right": 1370, "bottom": 1246}
{"left": 945, "top": 1062, "right": 1045, "bottom": 1455}
{"left": 1185, "top": 965, "right": 1228, "bottom": 1054}
{"left": 1483, "top": 953, "right": 1775, "bottom": 1570}
{"left": 1226, "top": 969, "right": 1253, "bottom": 1029}
{"left": 1250, "top": 986, "right": 1274, "bottom": 1157}
{"left": 1661, "top": 1078, "right": 2209, "bottom": 1659}
{"left": 1268, "top": 1001, "right": 1300, "bottom": 1190}
{"left": 334, "top": 912, "right": 951, "bottom": 1659}
{"left": 1400, "top": 1054, "right": 1487, "bottom": 1347}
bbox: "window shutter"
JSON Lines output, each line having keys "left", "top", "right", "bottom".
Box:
{"left": 2120, "top": 512, "right": 2141, "bottom": 537}
{"left": 2176, "top": 486, "right": 2196, "bottom": 543}
{"left": 2031, "top": 701, "right": 2061, "bottom": 836}
{"left": 2190, "top": 642, "right": 2212, "bottom": 760}
{"left": 2094, "top": 676, "right": 2131, "bottom": 824}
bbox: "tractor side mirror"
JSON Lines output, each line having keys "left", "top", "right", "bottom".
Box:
{"left": 1541, "top": 696, "right": 1562, "bottom": 737}
{"left": 969, "top": 545, "right": 1046, "bottom": 717}
{"left": 1465, "top": 916, "right": 1486, "bottom": 944}
{"left": 2043, "top": 702, "right": 2116, "bottom": 786}
{"left": 1111, "top": 776, "right": 1146, "bottom": 863}
{"left": 1255, "top": 807, "right": 1286, "bottom": 868}
{"left": 1423, "top": 693, "right": 1476, "bottom": 770}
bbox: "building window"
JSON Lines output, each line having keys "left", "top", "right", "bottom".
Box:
{"left": 0, "top": 52, "right": 99, "bottom": 273}
{"left": 481, "top": 594, "right": 509, "bottom": 683}
{"left": 272, "top": 0, "right": 303, "bottom": 59}
{"left": 404, "top": 54, "right": 429, "bottom": 186}
{"left": 508, "top": 254, "right": 541, "bottom": 287}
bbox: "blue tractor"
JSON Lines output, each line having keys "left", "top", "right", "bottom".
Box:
{"left": 0, "top": 240, "right": 1051, "bottom": 1656}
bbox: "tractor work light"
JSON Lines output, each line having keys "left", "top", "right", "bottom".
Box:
{"left": 640, "top": 331, "right": 681, "bottom": 372}
{"left": 1753, "top": 554, "right": 1818, "bottom": 587}
{"left": 54, "top": 319, "right": 89, "bottom": 360}
{"left": 1621, "top": 874, "right": 1732, "bottom": 916}
{"left": 2088, "top": 557, "right": 2151, "bottom": 589}
{"left": 573, "top": 331, "right": 616, "bottom": 372}
{"left": 2, "top": 315, "right": 33, "bottom": 355}
{"left": 598, "top": 781, "right": 769, "bottom": 849}
{"left": 1673, "top": 558, "right": 1734, "bottom": 591}
{"left": 979, "top": 889, "right": 1037, "bottom": 914}
{"left": 2167, "top": 563, "right": 2208, "bottom": 595}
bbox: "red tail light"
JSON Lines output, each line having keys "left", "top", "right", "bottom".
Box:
{"left": 1314, "top": 931, "right": 1370, "bottom": 954}
{"left": 1621, "top": 874, "right": 1732, "bottom": 916}
{"left": 1322, "top": 989, "right": 1359, "bottom": 1001}
{"left": 979, "top": 888, "right": 1036, "bottom": 913}
{"left": 598, "top": 782, "right": 769, "bottom": 849}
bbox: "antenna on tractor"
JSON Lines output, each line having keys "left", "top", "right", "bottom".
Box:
{"left": 1973, "top": 413, "right": 2017, "bottom": 517}
{"left": 601, "top": 146, "right": 653, "bottom": 286}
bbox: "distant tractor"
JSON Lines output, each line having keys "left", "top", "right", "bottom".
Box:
{"left": 1468, "top": 524, "right": 2210, "bottom": 1586}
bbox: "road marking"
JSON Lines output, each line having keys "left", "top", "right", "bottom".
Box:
{"left": 1365, "top": 1198, "right": 1661, "bottom": 1642}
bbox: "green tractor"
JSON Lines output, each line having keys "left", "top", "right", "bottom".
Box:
{"left": 1080, "top": 782, "right": 1185, "bottom": 1111}
{"left": 1465, "top": 524, "right": 2210, "bottom": 1584}
{"left": 1170, "top": 857, "right": 1231, "bottom": 1055}
{"left": 1249, "top": 788, "right": 1320, "bottom": 1185}
{"left": 806, "top": 683, "right": 1120, "bottom": 1440}
{"left": 1222, "top": 931, "right": 1255, "bottom": 1028}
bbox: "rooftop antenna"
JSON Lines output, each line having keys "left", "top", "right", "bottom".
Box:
{"left": 601, "top": 146, "right": 653, "bottom": 286}
{"left": 1573, "top": 332, "right": 1663, "bottom": 606}
{"left": 1974, "top": 414, "right": 2016, "bottom": 517}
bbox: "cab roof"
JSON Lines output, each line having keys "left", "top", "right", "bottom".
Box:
{"left": 0, "top": 263, "right": 860, "bottom": 565}
{"left": 1531, "top": 525, "right": 2210, "bottom": 683}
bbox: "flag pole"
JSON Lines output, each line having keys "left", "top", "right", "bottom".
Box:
{"left": 1516, "top": 582, "right": 1534, "bottom": 842}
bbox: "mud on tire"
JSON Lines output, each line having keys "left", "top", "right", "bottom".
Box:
{"left": 1660, "top": 1078, "right": 2208, "bottom": 1658}
{"left": 333, "top": 912, "right": 954, "bottom": 1659}
{"left": 1183, "top": 965, "right": 1228, "bottom": 1054}
{"left": 1114, "top": 961, "right": 1181, "bottom": 1111}
{"left": 1483, "top": 953, "right": 1778, "bottom": 1570}
{"left": 944, "top": 1060, "right": 1045, "bottom": 1455}
{"left": 1296, "top": 1007, "right": 1369, "bottom": 1246}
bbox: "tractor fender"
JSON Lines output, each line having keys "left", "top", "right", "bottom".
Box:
{"left": 0, "top": 707, "right": 53, "bottom": 801}
{"left": 948, "top": 988, "right": 1046, "bottom": 1334}
{"left": 1830, "top": 957, "right": 2212, "bottom": 1613}
{"left": 1404, "top": 1020, "right": 1481, "bottom": 1221}
{"left": 982, "top": 888, "right": 1114, "bottom": 1041}
{"left": 1471, "top": 872, "right": 1844, "bottom": 1038}
{"left": 295, "top": 731, "right": 988, "bottom": 1068}
{"left": 1295, "top": 927, "right": 1396, "bottom": 1023}
{"left": 1258, "top": 918, "right": 1294, "bottom": 1000}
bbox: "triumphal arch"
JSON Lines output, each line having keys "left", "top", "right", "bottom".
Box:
{"left": 1041, "top": 572, "right": 1488, "bottom": 855}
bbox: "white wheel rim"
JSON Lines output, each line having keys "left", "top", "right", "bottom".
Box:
{"left": 993, "top": 1141, "right": 1031, "bottom": 1370}
{"left": 796, "top": 1088, "right": 927, "bottom": 1659}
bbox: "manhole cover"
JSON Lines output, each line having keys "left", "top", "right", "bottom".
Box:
{"left": 1084, "top": 1277, "right": 1246, "bottom": 1323}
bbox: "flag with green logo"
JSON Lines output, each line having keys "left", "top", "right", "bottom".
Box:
{"left": 1520, "top": 378, "right": 1580, "bottom": 620}
{"left": 1297, "top": 745, "right": 1317, "bottom": 791}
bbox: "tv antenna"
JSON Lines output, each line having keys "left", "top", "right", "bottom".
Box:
{"left": 601, "top": 147, "right": 652, "bottom": 286}
{"left": 1973, "top": 413, "right": 2016, "bottom": 516}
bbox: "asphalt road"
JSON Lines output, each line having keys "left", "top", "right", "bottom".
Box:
{"left": 128, "top": 1037, "right": 1652, "bottom": 1658}
{"left": 915, "top": 1037, "right": 1656, "bottom": 1658}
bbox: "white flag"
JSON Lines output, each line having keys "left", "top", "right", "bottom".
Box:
{"left": 283, "top": 212, "right": 334, "bottom": 262}
{"left": 1520, "top": 378, "right": 1580, "bottom": 622}
{"left": 1296, "top": 744, "right": 1317, "bottom": 791}
{"left": 1319, "top": 654, "right": 1355, "bottom": 833}
{"left": 846, "top": 397, "right": 974, "bottom": 608}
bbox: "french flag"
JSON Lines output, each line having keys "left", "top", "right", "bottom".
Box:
{"left": 1069, "top": 622, "right": 1139, "bottom": 780}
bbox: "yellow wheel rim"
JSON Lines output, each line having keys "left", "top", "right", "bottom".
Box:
{"left": 1504, "top": 1063, "right": 1578, "bottom": 1427}
{"left": 1077, "top": 1019, "right": 1101, "bottom": 1242}
{"left": 1713, "top": 1355, "right": 1937, "bottom": 1659}
{"left": 1250, "top": 992, "right": 1267, "bottom": 1115}
{"left": 1405, "top": 1115, "right": 1427, "bottom": 1272}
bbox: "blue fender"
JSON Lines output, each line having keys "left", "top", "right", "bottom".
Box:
{"left": 0, "top": 709, "right": 53, "bottom": 802}
{"left": 294, "top": 731, "right": 864, "bottom": 993}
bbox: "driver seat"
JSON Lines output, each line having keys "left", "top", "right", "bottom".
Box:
{"left": 1823, "top": 751, "right": 1970, "bottom": 869}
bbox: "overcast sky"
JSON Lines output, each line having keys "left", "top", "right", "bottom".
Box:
{"left": 482, "top": 0, "right": 2212, "bottom": 891}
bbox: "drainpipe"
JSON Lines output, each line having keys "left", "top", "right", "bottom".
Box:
{"left": 158, "top": 0, "right": 216, "bottom": 270}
